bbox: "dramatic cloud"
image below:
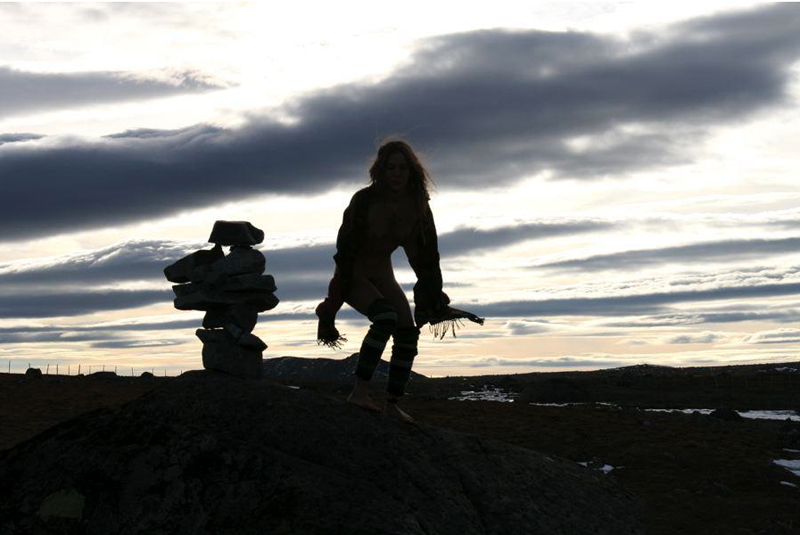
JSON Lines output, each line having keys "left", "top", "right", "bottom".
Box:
{"left": 0, "top": 219, "right": 608, "bottom": 286}
{"left": 504, "top": 320, "right": 553, "bottom": 335}
{"left": 479, "top": 282, "right": 800, "bottom": 319}
{"left": 2, "top": 4, "right": 799, "bottom": 240}
{"left": 665, "top": 332, "right": 724, "bottom": 344}
{"left": 0, "top": 289, "right": 170, "bottom": 318}
{"left": 539, "top": 237, "right": 800, "bottom": 272}
{"left": 439, "top": 220, "right": 614, "bottom": 256}
{"left": 0, "top": 133, "right": 44, "bottom": 146}
{"left": 743, "top": 328, "right": 800, "bottom": 344}
{"left": 605, "top": 308, "right": 800, "bottom": 327}
{"left": 0, "top": 66, "right": 223, "bottom": 120}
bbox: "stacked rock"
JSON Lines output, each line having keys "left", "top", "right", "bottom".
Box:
{"left": 164, "top": 221, "right": 279, "bottom": 379}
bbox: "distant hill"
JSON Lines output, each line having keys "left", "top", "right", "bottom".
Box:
{"left": 263, "top": 353, "right": 427, "bottom": 383}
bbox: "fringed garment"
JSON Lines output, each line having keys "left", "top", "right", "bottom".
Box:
{"left": 316, "top": 184, "right": 483, "bottom": 348}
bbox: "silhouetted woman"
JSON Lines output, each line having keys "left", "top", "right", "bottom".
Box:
{"left": 316, "top": 140, "right": 483, "bottom": 422}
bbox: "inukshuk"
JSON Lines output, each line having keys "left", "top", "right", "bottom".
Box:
{"left": 164, "top": 221, "right": 279, "bottom": 378}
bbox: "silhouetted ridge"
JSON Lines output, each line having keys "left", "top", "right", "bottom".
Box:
{"left": 0, "top": 371, "right": 642, "bottom": 534}
{"left": 263, "top": 353, "right": 427, "bottom": 383}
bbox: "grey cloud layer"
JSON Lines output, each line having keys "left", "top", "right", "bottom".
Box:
{"left": 0, "top": 290, "right": 170, "bottom": 318}
{"left": 0, "top": 218, "right": 605, "bottom": 288}
{"left": 605, "top": 308, "right": 800, "bottom": 327}
{"left": 0, "top": 133, "right": 44, "bottom": 146}
{"left": 0, "top": 217, "right": 603, "bottom": 318}
{"left": 2, "top": 4, "right": 799, "bottom": 240}
{"left": 0, "top": 66, "right": 223, "bottom": 120}
{"left": 479, "top": 282, "right": 800, "bottom": 318}
{"left": 539, "top": 236, "right": 800, "bottom": 271}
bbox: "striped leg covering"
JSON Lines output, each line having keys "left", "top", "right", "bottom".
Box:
{"left": 387, "top": 326, "right": 420, "bottom": 398}
{"left": 355, "top": 298, "right": 398, "bottom": 381}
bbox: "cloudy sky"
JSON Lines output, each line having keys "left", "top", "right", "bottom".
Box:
{"left": 1, "top": 2, "right": 799, "bottom": 376}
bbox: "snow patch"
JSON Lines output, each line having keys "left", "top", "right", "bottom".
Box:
{"left": 774, "top": 459, "right": 800, "bottom": 478}
{"left": 642, "top": 408, "right": 800, "bottom": 421}
{"left": 577, "top": 459, "right": 616, "bottom": 474}
{"left": 449, "top": 386, "right": 515, "bottom": 402}
{"left": 739, "top": 410, "right": 800, "bottom": 422}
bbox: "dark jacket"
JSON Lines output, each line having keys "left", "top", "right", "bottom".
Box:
{"left": 317, "top": 185, "right": 448, "bottom": 330}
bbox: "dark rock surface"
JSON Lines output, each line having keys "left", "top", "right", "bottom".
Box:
{"left": 0, "top": 371, "right": 641, "bottom": 535}
{"left": 263, "top": 353, "right": 428, "bottom": 383}
{"left": 710, "top": 408, "right": 743, "bottom": 421}
{"left": 87, "top": 371, "right": 117, "bottom": 381}
{"left": 24, "top": 368, "right": 42, "bottom": 378}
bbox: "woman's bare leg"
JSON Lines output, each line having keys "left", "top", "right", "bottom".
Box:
{"left": 372, "top": 276, "right": 413, "bottom": 328}
{"left": 344, "top": 275, "right": 386, "bottom": 413}
{"left": 373, "top": 277, "right": 416, "bottom": 422}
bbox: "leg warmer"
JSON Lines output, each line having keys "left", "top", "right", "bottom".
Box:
{"left": 355, "top": 298, "right": 398, "bottom": 381}
{"left": 387, "top": 326, "right": 420, "bottom": 397}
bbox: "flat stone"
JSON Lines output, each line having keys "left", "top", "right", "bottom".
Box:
{"left": 172, "top": 282, "right": 203, "bottom": 297}
{"left": 164, "top": 245, "right": 224, "bottom": 283}
{"left": 203, "top": 306, "right": 260, "bottom": 332}
{"left": 220, "top": 274, "right": 276, "bottom": 293}
{"left": 174, "top": 289, "right": 279, "bottom": 312}
{"left": 208, "top": 221, "right": 264, "bottom": 246}
{"left": 196, "top": 329, "right": 263, "bottom": 379}
{"left": 211, "top": 247, "right": 265, "bottom": 276}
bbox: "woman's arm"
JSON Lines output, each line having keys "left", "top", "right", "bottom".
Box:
{"left": 403, "top": 201, "right": 449, "bottom": 326}
{"left": 317, "top": 189, "right": 369, "bottom": 319}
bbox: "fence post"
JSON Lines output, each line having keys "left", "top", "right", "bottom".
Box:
{"left": 46, "top": 364, "right": 49, "bottom": 375}
{"left": 56, "top": 363, "right": 59, "bottom": 376}
{"left": 78, "top": 364, "right": 81, "bottom": 375}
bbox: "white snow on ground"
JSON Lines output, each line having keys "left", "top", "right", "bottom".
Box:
{"left": 780, "top": 481, "right": 798, "bottom": 488}
{"left": 449, "top": 387, "right": 515, "bottom": 402}
{"left": 774, "top": 367, "right": 799, "bottom": 373}
{"left": 783, "top": 449, "right": 800, "bottom": 453}
{"left": 531, "top": 402, "right": 589, "bottom": 407}
{"left": 773, "top": 459, "right": 800, "bottom": 478}
{"left": 641, "top": 408, "right": 800, "bottom": 421}
{"left": 529, "top": 402, "right": 619, "bottom": 408}
{"left": 457, "top": 395, "right": 800, "bottom": 422}
{"left": 644, "top": 408, "right": 715, "bottom": 415}
{"left": 577, "top": 460, "right": 616, "bottom": 474}
{"left": 738, "top": 410, "right": 800, "bottom": 422}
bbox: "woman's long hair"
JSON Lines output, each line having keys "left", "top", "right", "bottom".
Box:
{"left": 369, "top": 139, "right": 434, "bottom": 200}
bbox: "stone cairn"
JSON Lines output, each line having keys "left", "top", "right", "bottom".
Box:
{"left": 164, "top": 221, "right": 279, "bottom": 378}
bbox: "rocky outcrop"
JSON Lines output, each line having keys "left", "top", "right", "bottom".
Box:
{"left": 263, "top": 353, "right": 427, "bottom": 383}
{"left": 164, "top": 221, "right": 279, "bottom": 378}
{"left": 0, "top": 371, "right": 642, "bottom": 535}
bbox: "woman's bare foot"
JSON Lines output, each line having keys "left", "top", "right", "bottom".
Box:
{"left": 347, "top": 377, "right": 382, "bottom": 413}
{"left": 385, "top": 399, "right": 414, "bottom": 423}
